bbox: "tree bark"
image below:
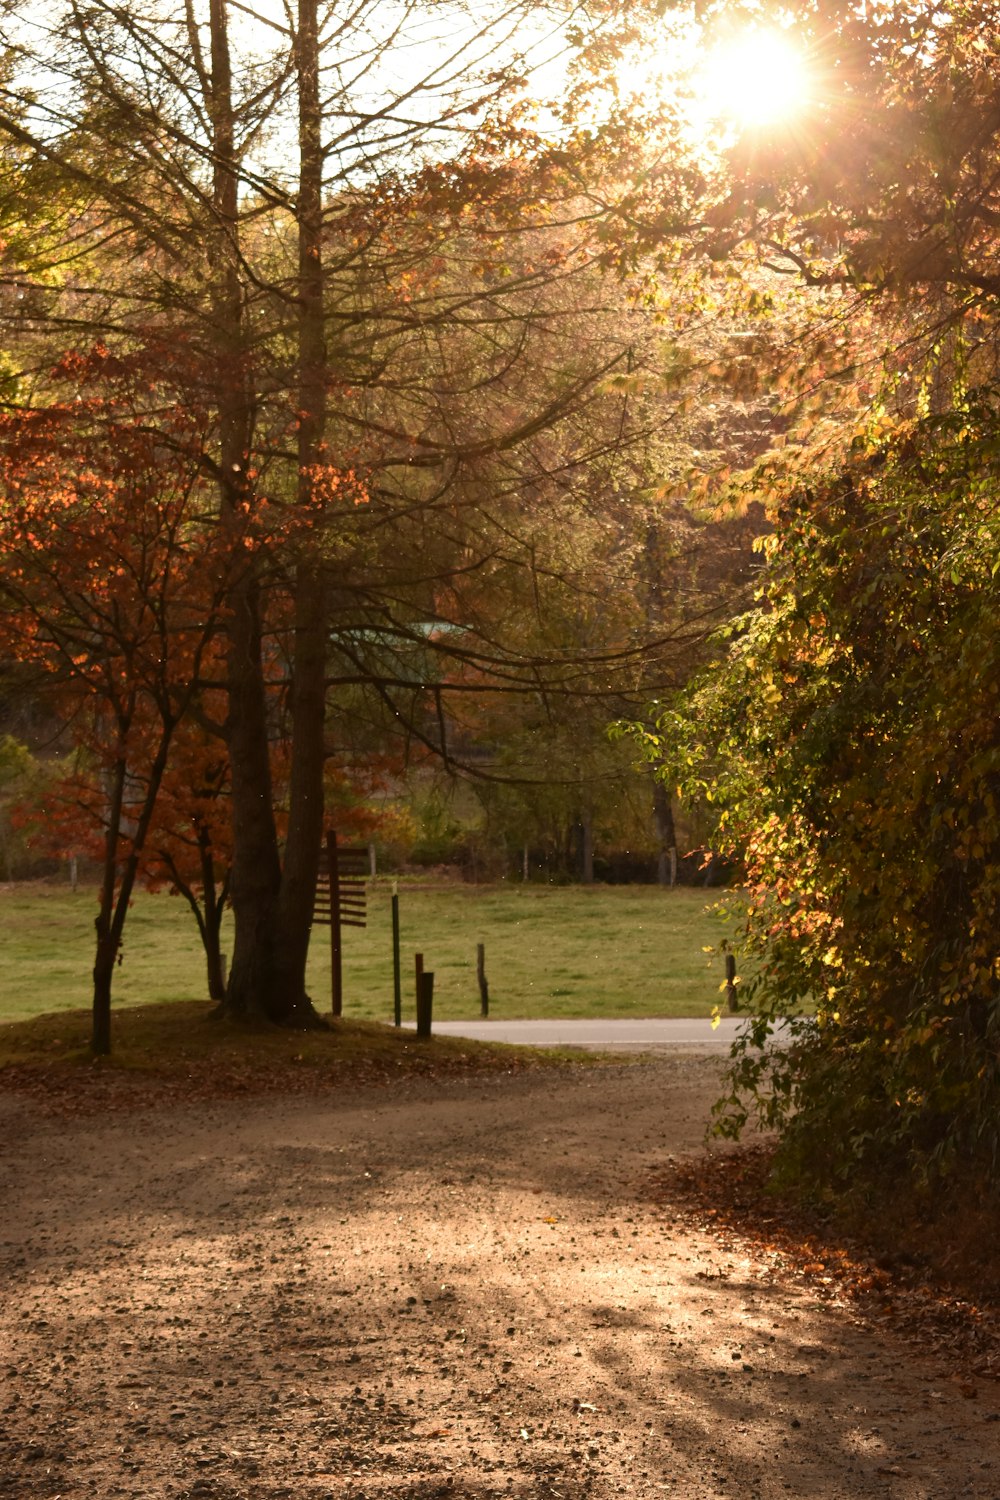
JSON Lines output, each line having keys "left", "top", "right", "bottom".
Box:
{"left": 199, "top": 835, "right": 229, "bottom": 1002}
{"left": 579, "top": 812, "right": 594, "bottom": 885}
{"left": 217, "top": 0, "right": 329, "bottom": 1026}
{"left": 166, "top": 834, "right": 230, "bottom": 1002}
{"left": 270, "top": 0, "right": 329, "bottom": 1022}
{"left": 652, "top": 776, "right": 677, "bottom": 887}
{"left": 91, "top": 752, "right": 128, "bottom": 1055}
{"left": 92, "top": 724, "right": 174, "bottom": 1052}
{"left": 91, "top": 934, "right": 115, "bottom": 1056}
{"left": 223, "top": 566, "right": 283, "bottom": 1019}
{"left": 208, "top": 0, "right": 284, "bottom": 1022}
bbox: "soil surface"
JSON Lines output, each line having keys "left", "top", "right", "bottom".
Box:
{"left": 2, "top": 1054, "right": 1000, "bottom": 1500}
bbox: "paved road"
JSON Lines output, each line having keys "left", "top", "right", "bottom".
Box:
{"left": 404, "top": 1015, "right": 765, "bottom": 1051}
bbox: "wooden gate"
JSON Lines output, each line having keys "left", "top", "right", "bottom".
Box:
{"left": 314, "top": 830, "right": 368, "bottom": 1016}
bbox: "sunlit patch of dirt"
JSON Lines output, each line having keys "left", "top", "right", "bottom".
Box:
{"left": 652, "top": 1144, "right": 1000, "bottom": 1383}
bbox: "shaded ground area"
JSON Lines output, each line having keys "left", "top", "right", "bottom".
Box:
{"left": 2, "top": 1057, "right": 1000, "bottom": 1499}
{"left": 0, "top": 1006, "right": 586, "bottom": 1114}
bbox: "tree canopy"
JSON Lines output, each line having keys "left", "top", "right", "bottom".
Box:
{"left": 621, "top": 0, "right": 1000, "bottom": 1203}
{"left": 0, "top": 0, "right": 723, "bottom": 1046}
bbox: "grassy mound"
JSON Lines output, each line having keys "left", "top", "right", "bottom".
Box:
{"left": 0, "top": 1001, "right": 601, "bottom": 1113}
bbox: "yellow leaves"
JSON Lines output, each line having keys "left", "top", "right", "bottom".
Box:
{"left": 599, "top": 371, "right": 657, "bottom": 396}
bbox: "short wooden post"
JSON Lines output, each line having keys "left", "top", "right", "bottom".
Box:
{"left": 477, "top": 941, "right": 489, "bottom": 1017}
{"left": 725, "top": 952, "right": 738, "bottom": 1012}
{"left": 416, "top": 970, "right": 434, "bottom": 1038}
{"left": 368, "top": 842, "right": 377, "bottom": 877}
{"left": 391, "top": 883, "right": 401, "bottom": 1027}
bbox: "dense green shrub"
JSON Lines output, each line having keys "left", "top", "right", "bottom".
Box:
{"left": 638, "top": 404, "right": 1000, "bottom": 1196}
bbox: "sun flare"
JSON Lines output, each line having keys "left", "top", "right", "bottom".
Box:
{"left": 699, "top": 28, "right": 810, "bottom": 130}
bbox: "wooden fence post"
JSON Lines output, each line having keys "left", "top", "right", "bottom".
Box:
{"left": 416, "top": 970, "right": 434, "bottom": 1038}
{"left": 329, "top": 829, "right": 342, "bottom": 1018}
{"left": 392, "top": 882, "right": 401, "bottom": 1027}
{"left": 414, "top": 951, "right": 423, "bottom": 1027}
{"left": 477, "top": 942, "right": 489, "bottom": 1017}
{"left": 725, "top": 952, "right": 738, "bottom": 1012}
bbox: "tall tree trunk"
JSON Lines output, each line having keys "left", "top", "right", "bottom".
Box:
{"left": 209, "top": 0, "right": 283, "bottom": 1021}
{"left": 92, "top": 725, "right": 174, "bottom": 1052}
{"left": 578, "top": 812, "right": 594, "bottom": 885}
{"left": 224, "top": 565, "right": 283, "bottom": 1017}
{"left": 652, "top": 776, "right": 677, "bottom": 887}
{"left": 92, "top": 751, "right": 128, "bottom": 1055}
{"left": 217, "top": 0, "right": 329, "bottom": 1025}
{"left": 271, "top": 0, "right": 329, "bottom": 1020}
{"left": 200, "top": 842, "right": 230, "bottom": 1003}
{"left": 205, "top": 947, "right": 227, "bottom": 1003}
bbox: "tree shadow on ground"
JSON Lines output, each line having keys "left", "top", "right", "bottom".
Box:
{"left": 3, "top": 1063, "right": 999, "bottom": 1499}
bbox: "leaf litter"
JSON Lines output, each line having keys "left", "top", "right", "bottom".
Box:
{"left": 651, "top": 1142, "right": 1000, "bottom": 1387}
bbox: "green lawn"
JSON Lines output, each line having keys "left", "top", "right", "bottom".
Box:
{"left": 0, "top": 878, "right": 745, "bottom": 1024}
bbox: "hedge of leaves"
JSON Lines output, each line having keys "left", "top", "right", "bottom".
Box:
{"left": 639, "top": 403, "right": 1000, "bottom": 1198}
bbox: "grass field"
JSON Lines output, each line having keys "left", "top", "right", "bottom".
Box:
{"left": 0, "top": 878, "right": 745, "bottom": 1024}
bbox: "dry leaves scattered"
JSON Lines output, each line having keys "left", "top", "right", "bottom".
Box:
{"left": 652, "top": 1143, "right": 1000, "bottom": 1387}
{"left": 0, "top": 1005, "right": 574, "bottom": 1118}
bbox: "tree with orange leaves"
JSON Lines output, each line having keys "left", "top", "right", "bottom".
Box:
{"left": 0, "top": 342, "right": 227, "bottom": 1051}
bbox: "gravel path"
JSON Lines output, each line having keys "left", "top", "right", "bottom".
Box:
{"left": 2, "top": 1055, "right": 999, "bottom": 1499}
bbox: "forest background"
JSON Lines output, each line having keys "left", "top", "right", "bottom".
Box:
{"left": 1, "top": 0, "right": 998, "bottom": 1217}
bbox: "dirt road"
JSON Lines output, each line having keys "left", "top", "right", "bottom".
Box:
{"left": 2, "top": 1056, "right": 998, "bottom": 1499}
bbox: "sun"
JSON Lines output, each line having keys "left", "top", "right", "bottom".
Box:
{"left": 698, "top": 28, "right": 811, "bottom": 130}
